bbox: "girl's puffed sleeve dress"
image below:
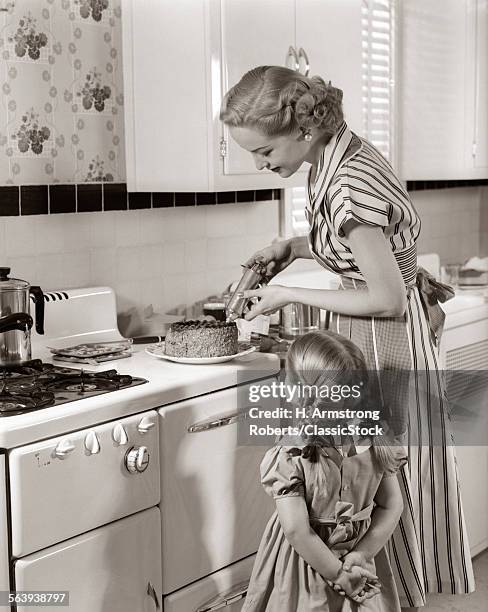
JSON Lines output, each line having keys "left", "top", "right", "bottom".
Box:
{"left": 242, "top": 444, "right": 404, "bottom": 612}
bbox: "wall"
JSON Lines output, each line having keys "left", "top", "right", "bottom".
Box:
{"left": 0, "top": 200, "right": 279, "bottom": 332}
{"left": 411, "top": 186, "right": 485, "bottom": 263}
{"left": 0, "top": 0, "right": 125, "bottom": 184}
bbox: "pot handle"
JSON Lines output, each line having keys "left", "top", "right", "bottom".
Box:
{"left": 0, "top": 312, "right": 33, "bottom": 334}
{"left": 30, "top": 286, "right": 45, "bottom": 334}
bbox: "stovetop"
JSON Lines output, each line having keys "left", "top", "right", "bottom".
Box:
{"left": 0, "top": 359, "right": 147, "bottom": 417}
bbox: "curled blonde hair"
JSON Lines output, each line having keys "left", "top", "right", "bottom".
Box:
{"left": 286, "top": 330, "right": 402, "bottom": 474}
{"left": 220, "top": 66, "right": 344, "bottom": 137}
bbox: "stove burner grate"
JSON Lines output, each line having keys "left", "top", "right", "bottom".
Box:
{"left": 0, "top": 360, "right": 147, "bottom": 416}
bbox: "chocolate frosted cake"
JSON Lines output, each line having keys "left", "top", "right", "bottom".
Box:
{"left": 165, "top": 320, "right": 239, "bottom": 358}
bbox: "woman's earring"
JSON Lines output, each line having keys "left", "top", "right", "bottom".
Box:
{"left": 304, "top": 131, "right": 312, "bottom": 142}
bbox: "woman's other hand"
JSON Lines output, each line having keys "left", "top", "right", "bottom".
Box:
{"left": 245, "top": 239, "right": 295, "bottom": 280}
{"left": 242, "top": 285, "right": 292, "bottom": 319}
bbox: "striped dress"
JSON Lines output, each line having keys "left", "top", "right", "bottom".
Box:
{"left": 305, "top": 122, "right": 475, "bottom": 607}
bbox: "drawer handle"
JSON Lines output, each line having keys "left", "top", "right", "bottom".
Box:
{"left": 187, "top": 409, "right": 249, "bottom": 433}
{"left": 196, "top": 580, "right": 249, "bottom": 611}
{"left": 147, "top": 581, "right": 160, "bottom": 610}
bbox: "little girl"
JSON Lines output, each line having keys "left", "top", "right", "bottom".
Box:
{"left": 243, "top": 330, "right": 406, "bottom": 612}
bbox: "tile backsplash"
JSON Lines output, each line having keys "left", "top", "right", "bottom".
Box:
{"left": 0, "top": 200, "right": 280, "bottom": 333}
{"left": 411, "top": 186, "right": 486, "bottom": 264}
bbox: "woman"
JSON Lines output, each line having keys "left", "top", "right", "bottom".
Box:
{"left": 220, "top": 66, "right": 475, "bottom": 611}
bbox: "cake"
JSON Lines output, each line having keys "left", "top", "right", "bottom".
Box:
{"left": 164, "top": 320, "right": 239, "bottom": 358}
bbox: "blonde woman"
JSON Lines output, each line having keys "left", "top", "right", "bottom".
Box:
{"left": 243, "top": 330, "right": 405, "bottom": 611}
{"left": 220, "top": 66, "right": 474, "bottom": 611}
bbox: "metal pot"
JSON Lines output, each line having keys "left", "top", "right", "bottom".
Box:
{"left": 0, "top": 267, "right": 44, "bottom": 365}
{"left": 279, "top": 303, "right": 323, "bottom": 339}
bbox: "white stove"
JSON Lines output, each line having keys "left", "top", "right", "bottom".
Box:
{"left": 0, "top": 286, "right": 279, "bottom": 612}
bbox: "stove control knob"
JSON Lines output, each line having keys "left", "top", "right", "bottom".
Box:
{"left": 112, "top": 423, "right": 129, "bottom": 446}
{"left": 125, "top": 446, "right": 149, "bottom": 474}
{"left": 54, "top": 438, "right": 75, "bottom": 459}
{"left": 84, "top": 431, "right": 100, "bottom": 455}
{"left": 137, "top": 416, "right": 156, "bottom": 434}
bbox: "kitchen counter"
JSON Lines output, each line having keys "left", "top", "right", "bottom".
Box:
{"left": 0, "top": 346, "right": 280, "bottom": 449}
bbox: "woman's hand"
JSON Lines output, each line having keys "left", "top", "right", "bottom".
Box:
{"left": 244, "top": 239, "right": 296, "bottom": 280}
{"left": 242, "top": 285, "right": 292, "bottom": 320}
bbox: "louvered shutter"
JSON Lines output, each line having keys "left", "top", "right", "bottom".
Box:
{"left": 283, "top": 0, "right": 395, "bottom": 237}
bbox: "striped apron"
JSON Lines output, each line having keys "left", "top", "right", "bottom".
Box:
{"left": 306, "top": 123, "right": 475, "bottom": 607}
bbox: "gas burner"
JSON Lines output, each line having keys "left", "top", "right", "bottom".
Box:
{"left": 48, "top": 377, "right": 119, "bottom": 394}
{"left": 0, "top": 360, "right": 147, "bottom": 416}
{"left": 0, "top": 390, "right": 55, "bottom": 414}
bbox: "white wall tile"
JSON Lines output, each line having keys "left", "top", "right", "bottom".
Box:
{"left": 162, "top": 241, "right": 186, "bottom": 275}
{"left": 35, "top": 216, "right": 66, "bottom": 255}
{"left": 116, "top": 246, "right": 142, "bottom": 282}
{"left": 115, "top": 211, "right": 141, "bottom": 246}
{"left": 184, "top": 239, "right": 207, "bottom": 273}
{"left": 139, "top": 209, "right": 167, "bottom": 245}
{"left": 90, "top": 211, "right": 117, "bottom": 248}
{"left": 89, "top": 247, "right": 117, "bottom": 286}
{"left": 61, "top": 252, "right": 91, "bottom": 288}
{"left": 5, "top": 216, "right": 38, "bottom": 257}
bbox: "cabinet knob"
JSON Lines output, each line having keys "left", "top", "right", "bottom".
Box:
{"left": 125, "top": 446, "right": 149, "bottom": 474}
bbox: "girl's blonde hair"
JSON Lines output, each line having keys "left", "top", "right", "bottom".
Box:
{"left": 220, "top": 66, "right": 344, "bottom": 137}
{"left": 286, "top": 330, "right": 402, "bottom": 474}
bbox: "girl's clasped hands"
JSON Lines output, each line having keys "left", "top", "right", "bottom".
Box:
{"left": 327, "top": 551, "right": 382, "bottom": 604}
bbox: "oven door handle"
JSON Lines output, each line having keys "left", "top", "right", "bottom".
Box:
{"left": 196, "top": 580, "right": 249, "bottom": 611}
{"left": 147, "top": 581, "right": 160, "bottom": 610}
{"left": 187, "top": 408, "right": 250, "bottom": 433}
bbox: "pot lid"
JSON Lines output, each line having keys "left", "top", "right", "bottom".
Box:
{"left": 0, "top": 267, "right": 29, "bottom": 290}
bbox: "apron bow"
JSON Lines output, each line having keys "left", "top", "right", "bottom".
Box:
{"left": 415, "top": 267, "right": 455, "bottom": 345}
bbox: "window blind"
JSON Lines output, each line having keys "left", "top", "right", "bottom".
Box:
{"left": 283, "top": 0, "right": 395, "bottom": 237}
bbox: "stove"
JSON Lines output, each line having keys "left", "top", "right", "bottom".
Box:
{"left": 0, "top": 359, "right": 147, "bottom": 416}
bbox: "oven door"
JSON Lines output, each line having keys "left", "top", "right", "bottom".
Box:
{"left": 163, "top": 554, "right": 255, "bottom": 612}
{"left": 14, "top": 507, "right": 162, "bottom": 612}
{"left": 159, "top": 379, "right": 276, "bottom": 593}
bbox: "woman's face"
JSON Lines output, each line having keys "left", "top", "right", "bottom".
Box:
{"left": 229, "top": 126, "right": 312, "bottom": 178}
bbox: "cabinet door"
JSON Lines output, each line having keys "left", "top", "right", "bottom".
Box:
{"left": 399, "top": 0, "right": 469, "bottom": 179}
{"left": 122, "top": 0, "right": 209, "bottom": 191}
{"left": 296, "top": 0, "right": 363, "bottom": 135}
{"left": 219, "top": 0, "right": 299, "bottom": 178}
{"left": 15, "top": 508, "right": 162, "bottom": 612}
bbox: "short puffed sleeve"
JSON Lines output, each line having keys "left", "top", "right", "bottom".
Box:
{"left": 329, "top": 166, "right": 392, "bottom": 239}
{"left": 260, "top": 446, "right": 305, "bottom": 499}
{"left": 382, "top": 445, "right": 408, "bottom": 477}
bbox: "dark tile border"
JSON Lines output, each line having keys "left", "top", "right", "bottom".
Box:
{"left": 407, "top": 179, "right": 488, "bottom": 191}
{"left": 0, "top": 184, "right": 283, "bottom": 216}
{"left": 0, "top": 186, "right": 20, "bottom": 216}
{"left": 49, "top": 184, "right": 76, "bottom": 214}
{"left": 103, "top": 183, "right": 127, "bottom": 211}
{"left": 20, "top": 185, "right": 48, "bottom": 215}
{"left": 77, "top": 184, "right": 102, "bottom": 212}
{"left": 128, "top": 192, "right": 151, "bottom": 210}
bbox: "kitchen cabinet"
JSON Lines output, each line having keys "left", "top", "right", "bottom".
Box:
{"left": 399, "top": 0, "right": 488, "bottom": 180}
{"left": 122, "top": 0, "right": 363, "bottom": 192}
